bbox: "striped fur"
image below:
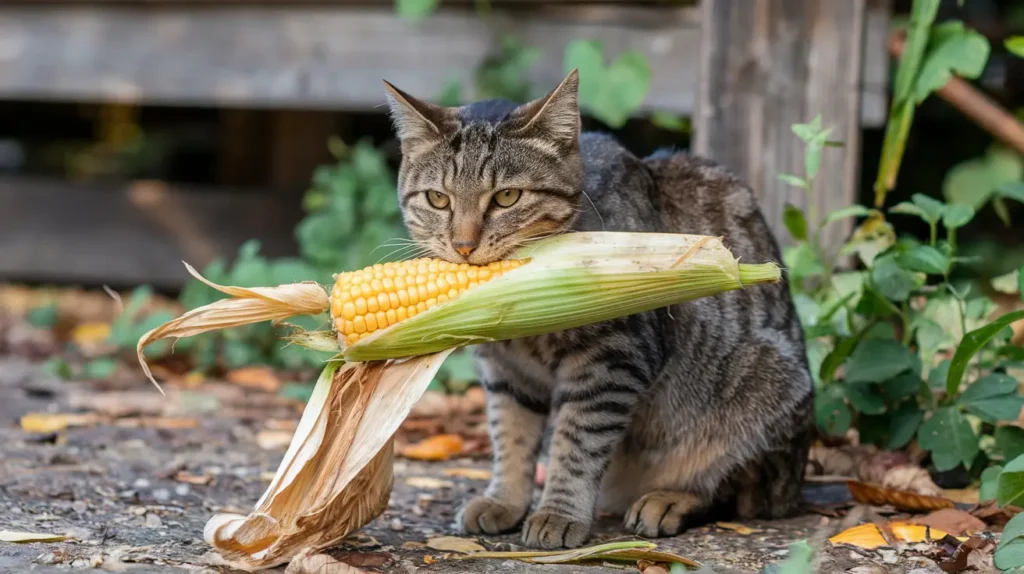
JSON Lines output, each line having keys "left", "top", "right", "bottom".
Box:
{"left": 385, "top": 71, "right": 813, "bottom": 548}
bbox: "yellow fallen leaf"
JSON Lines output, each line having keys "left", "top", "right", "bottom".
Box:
{"left": 405, "top": 476, "right": 454, "bottom": 490}
{"left": 443, "top": 468, "right": 492, "bottom": 481}
{"left": 942, "top": 488, "right": 980, "bottom": 505}
{"left": 70, "top": 322, "right": 111, "bottom": 348}
{"left": 0, "top": 531, "right": 68, "bottom": 543}
{"left": 829, "top": 521, "right": 957, "bottom": 550}
{"left": 715, "top": 522, "right": 760, "bottom": 535}
{"left": 400, "top": 434, "right": 464, "bottom": 461}
{"left": 426, "top": 536, "right": 485, "bottom": 553}
{"left": 20, "top": 413, "right": 99, "bottom": 434}
{"left": 828, "top": 523, "right": 888, "bottom": 549}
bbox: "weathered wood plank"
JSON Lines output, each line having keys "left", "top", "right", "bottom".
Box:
{"left": 0, "top": 178, "right": 302, "bottom": 288}
{"left": 694, "top": 0, "right": 876, "bottom": 249}
{"left": 0, "top": 4, "right": 889, "bottom": 125}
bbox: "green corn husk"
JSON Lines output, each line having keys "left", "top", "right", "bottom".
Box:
{"left": 342, "top": 232, "right": 780, "bottom": 361}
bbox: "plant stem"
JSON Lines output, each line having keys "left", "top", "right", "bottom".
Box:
{"left": 929, "top": 222, "right": 937, "bottom": 246}
{"left": 900, "top": 301, "right": 913, "bottom": 345}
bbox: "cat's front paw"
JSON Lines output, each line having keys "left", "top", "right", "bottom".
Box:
{"left": 624, "top": 490, "right": 702, "bottom": 538}
{"left": 459, "top": 496, "right": 525, "bottom": 535}
{"left": 521, "top": 509, "right": 590, "bottom": 549}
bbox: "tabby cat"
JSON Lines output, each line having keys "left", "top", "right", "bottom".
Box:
{"left": 383, "top": 71, "right": 813, "bottom": 549}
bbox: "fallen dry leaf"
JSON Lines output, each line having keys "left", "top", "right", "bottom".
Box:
{"left": 423, "top": 555, "right": 435, "bottom": 565}
{"left": 443, "top": 468, "right": 492, "bottom": 481}
{"left": 405, "top": 476, "right": 454, "bottom": 490}
{"left": 256, "top": 429, "right": 293, "bottom": 450}
{"left": 174, "top": 471, "right": 214, "bottom": 486}
{"left": 426, "top": 536, "right": 485, "bottom": 553}
{"left": 638, "top": 560, "right": 670, "bottom": 574}
{"left": 879, "top": 465, "right": 943, "bottom": 496}
{"left": 401, "top": 541, "right": 427, "bottom": 550}
{"left": 829, "top": 521, "right": 955, "bottom": 549}
{"left": 226, "top": 366, "right": 281, "bottom": 393}
{"left": 70, "top": 321, "right": 111, "bottom": 351}
{"left": 0, "top": 531, "right": 69, "bottom": 543}
{"left": 115, "top": 416, "right": 199, "bottom": 429}
{"left": 970, "top": 501, "right": 1022, "bottom": 528}
{"left": 937, "top": 533, "right": 995, "bottom": 574}
{"left": 847, "top": 480, "right": 954, "bottom": 512}
{"left": 910, "top": 509, "right": 986, "bottom": 536}
{"left": 20, "top": 413, "right": 99, "bottom": 434}
{"left": 399, "top": 434, "right": 464, "bottom": 461}
{"left": 715, "top": 522, "right": 760, "bottom": 535}
{"left": 284, "top": 549, "right": 368, "bottom": 574}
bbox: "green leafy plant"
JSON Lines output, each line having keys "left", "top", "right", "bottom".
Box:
{"left": 564, "top": 40, "right": 651, "bottom": 128}
{"left": 783, "top": 113, "right": 1023, "bottom": 475}
{"left": 873, "top": 1, "right": 991, "bottom": 206}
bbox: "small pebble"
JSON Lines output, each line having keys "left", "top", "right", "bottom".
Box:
{"left": 71, "top": 500, "right": 88, "bottom": 514}
{"left": 389, "top": 518, "right": 404, "bottom": 532}
{"left": 129, "top": 506, "right": 147, "bottom": 516}
{"left": 174, "top": 484, "right": 190, "bottom": 497}
{"left": 152, "top": 488, "right": 171, "bottom": 502}
{"left": 70, "top": 558, "right": 90, "bottom": 568}
{"left": 145, "top": 513, "right": 163, "bottom": 528}
{"left": 133, "top": 478, "right": 151, "bottom": 488}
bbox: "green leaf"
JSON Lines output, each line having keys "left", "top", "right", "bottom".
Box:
{"left": 998, "top": 182, "right": 1024, "bottom": 204}
{"left": 565, "top": 41, "right": 650, "bottom": 128}
{"left": 958, "top": 373, "right": 1024, "bottom": 423}
{"left": 928, "top": 359, "right": 951, "bottom": 390}
{"left": 815, "top": 383, "right": 851, "bottom": 436}
{"left": 1008, "top": 36, "right": 1024, "bottom": 58}
{"left": 870, "top": 254, "right": 923, "bottom": 302}
{"left": 395, "top": 0, "right": 439, "bottom": 21}
{"left": 998, "top": 427, "right": 1024, "bottom": 462}
{"left": 999, "top": 455, "right": 1024, "bottom": 507}
{"left": 41, "top": 357, "right": 72, "bottom": 380}
{"left": 944, "top": 147, "right": 1024, "bottom": 209}
{"left": 843, "top": 338, "right": 919, "bottom": 384}
{"left": 995, "top": 537, "right": 1024, "bottom": 571}
{"left": 888, "top": 402, "right": 923, "bottom": 449}
{"left": 82, "top": 358, "right": 118, "bottom": 380}
{"left": 947, "top": 310, "right": 1024, "bottom": 397}
{"left": 917, "top": 406, "right": 979, "bottom": 471}
{"left": 26, "top": 303, "right": 59, "bottom": 329}
{"left": 783, "top": 243, "right": 825, "bottom": 281}
{"left": 981, "top": 465, "right": 1002, "bottom": 502}
{"left": 942, "top": 203, "right": 975, "bottom": 229}
{"left": 913, "top": 21, "right": 990, "bottom": 103}
{"left": 846, "top": 383, "right": 887, "bottom": 415}
{"left": 783, "top": 204, "right": 808, "bottom": 242}
{"left": 649, "top": 111, "right": 690, "bottom": 133}
{"left": 882, "top": 372, "right": 923, "bottom": 402}
{"left": 822, "top": 205, "right": 871, "bottom": 225}
{"left": 889, "top": 201, "right": 931, "bottom": 222}
{"left": 915, "top": 316, "right": 946, "bottom": 359}
{"left": 820, "top": 336, "right": 860, "bottom": 384}
{"left": 896, "top": 245, "right": 950, "bottom": 275}
{"left": 777, "top": 173, "right": 808, "bottom": 189}
{"left": 912, "top": 193, "right": 948, "bottom": 221}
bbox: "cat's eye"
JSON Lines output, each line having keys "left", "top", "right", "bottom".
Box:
{"left": 493, "top": 188, "right": 522, "bottom": 208}
{"left": 425, "top": 190, "right": 450, "bottom": 209}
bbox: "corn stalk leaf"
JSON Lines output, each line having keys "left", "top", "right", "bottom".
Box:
{"left": 205, "top": 351, "right": 452, "bottom": 570}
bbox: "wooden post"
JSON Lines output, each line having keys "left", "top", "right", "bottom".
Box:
{"left": 694, "top": 0, "right": 875, "bottom": 249}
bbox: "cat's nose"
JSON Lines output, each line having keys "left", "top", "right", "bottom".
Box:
{"left": 454, "top": 244, "right": 476, "bottom": 257}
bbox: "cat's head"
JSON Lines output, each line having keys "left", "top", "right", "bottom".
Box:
{"left": 384, "top": 70, "right": 583, "bottom": 264}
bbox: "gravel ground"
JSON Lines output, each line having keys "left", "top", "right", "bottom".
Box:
{"left": 0, "top": 356, "right": 951, "bottom": 573}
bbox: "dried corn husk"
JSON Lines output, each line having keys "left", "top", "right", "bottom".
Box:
{"left": 205, "top": 350, "right": 451, "bottom": 570}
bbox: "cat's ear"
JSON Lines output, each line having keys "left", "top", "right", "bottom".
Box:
{"left": 510, "top": 69, "right": 580, "bottom": 145}
{"left": 383, "top": 81, "right": 454, "bottom": 154}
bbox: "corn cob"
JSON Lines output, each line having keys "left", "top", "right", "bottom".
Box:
{"left": 330, "top": 258, "right": 527, "bottom": 346}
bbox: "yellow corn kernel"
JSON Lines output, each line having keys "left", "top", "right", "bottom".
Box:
{"left": 330, "top": 257, "right": 528, "bottom": 343}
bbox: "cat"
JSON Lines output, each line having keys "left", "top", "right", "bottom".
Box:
{"left": 383, "top": 70, "right": 813, "bottom": 549}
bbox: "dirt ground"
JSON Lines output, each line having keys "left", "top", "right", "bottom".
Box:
{"left": 0, "top": 356, "right": 955, "bottom": 573}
